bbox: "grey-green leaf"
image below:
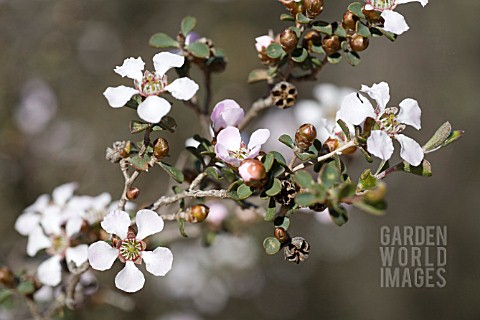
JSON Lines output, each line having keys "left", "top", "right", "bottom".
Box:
{"left": 263, "top": 237, "right": 281, "bottom": 255}
{"left": 279, "top": 134, "right": 295, "bottom": 149}
{"left": 266, "top": 43, "right": 285, "bottom": 59}
{"left": 295, "top": 192, "right": 317, "bottom": 206}
{"left": 128, "top": 155, "right": 149, "bottom": 171}
{"left": 186, "top": 42, "right": 210, "bottom": 58}
{"left": 294, "top": 171, "right": 314, "bottom": 189}
{"left": 181, "top": 16, "right": 197, "bottom": 36}
{"left": 158, "top": 162, "right": 185, "bottom": 183}
{"left": 266, "top": 178, "right": 283, "bottom": 197}
{"left": 237, "top": 184, "right": 253, "bottom": 200}
{"left": 423, "top": 121, "right": 452, "bottom": 152}
{"left": 149, "top": 33, "right": 179, "bottom": 48}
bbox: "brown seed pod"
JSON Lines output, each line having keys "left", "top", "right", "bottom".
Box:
{"left": 185, "top": 204, "right": 210, "bottom": 223}
{"left": 322, "top": 35, "right": 341, "bottom": 56}
{"left": 0, "top": 267, "right": 15, "bottom": 288}
{"left": 284, "top": 237, "right": 310, "bottom": 264}
{"left": 271, "top": 81, "right": 298, "bottom": 109}
{"left": 362, "top": 8, "right": 383, "bottom": 22}
{"left": 302, "top": 30, "right": 322, "bottom": 51}
{"left": 295, "top": 123, "right": 317, "bottom": 150}
{"left": 342, "top": 11, "right": 359, "bottom": 30}
{"left": 126, "top": 187, "right": 140, "bottom": 200}
{"left": 304, "top": 0, "right": 324, "bottom": 19}
{"left": 280, "top": 29, "right": 298, "bottom": 52}
{"left": 275, "top": 180, "right": 299, "bottom": 208}
{"left": 153, "top": 138, "right": 170, "bottom": 159}
{"left": 274, "top": 227, "right": 289, "bottom": 243}
{"left": 349, "top": 34, "right": 369, "bottom": 52}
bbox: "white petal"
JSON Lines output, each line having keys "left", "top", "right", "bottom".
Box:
{"left": 135, "top": 209, "right": 164, "bottom": 241}
{"left": 137, "top": 96, "right": 171, "bottom": 124}
{"left": 52, "top": 182, "right": 78, "bottom": 207}
{"left": 88, "top": 241, "right": 118, "bottom": 271}
{"left": 294, "top": 100, "right": 324, "bottom": 127}
{"left": 381, "top": 10, "right": 409, "bottom": 35}
{"left": 397, "top": 98, "right": 421, "bottom": 130}
{"left": 23, "top": 194, "right": 49, "bottom": 213}
{"left": 165, "top": 77, "right": 199, "bottom": 101}
{"left": 142, "top": 247, "right": 173, "bottom": 276}
{"left": 216, "top": 126, "right": 241, "bottom": 151}
{"left": 396, "top": 134, "right": 424, "bottom": 166}
{"left": 15, "top": 212, "right": 41, "bottom": 236}
{"left": 255, "top": 35, "right": 273, "bottom": 52}
{"left": 397, "top": 0, "right": 428, "bottom": 7}
{"left": 114, "top": 261, "right": 145, "bottom": 293}
{"left": 247, "top": 129, "right": 270, "bottom": 150}
{"left": 66, "top": 245, "right": 88, "bottom": 268}
{"left": 339, "top": 92, "right": 375, "bottom": 125}
{"left": 27, "top": 226, "right": 52, "bottom": 257}
{"left": 114, "top": 57, "right": 145, "bottom": 82}
{"left": 360, "top": 82, "right": 390, "bottom": 112}
{"left": 40, "top": 207, "right": 62, "bottom": 235}
{"left": 101, "top": 210, "right": 131, "bottom": 239}
{"left": 37, "top": 256, "right": 62, "bottom": 287}
{"left": 65, "top": 216, "right": 84, "bottom": 237}
{"left": 103, "top": 86, "right": 138, "bottom": 108}
{"left": 367, "top": 130, "right": 394, "bottom": 161}
{"left": 153, "top": 52, "right": 185, "bottom": 77}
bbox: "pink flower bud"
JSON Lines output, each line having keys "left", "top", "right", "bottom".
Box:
{"left": 239, "top": 159, "right": 266, "bottom": 187}
{"left": 210, "top": 99, "right": 245, "bottom": 133}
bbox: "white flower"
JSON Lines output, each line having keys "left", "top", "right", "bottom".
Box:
{"left": 339, "top": 81, "right": 424, "bottom": 166}
{"left": 214, "top": 126, "right": 270, "bottom": 167}
{"left": 255, "top": 35, "right": 274, "bottom": 53}
{"left": 88, "top": 210, "right": 173, "bottom": 293}
{"left": 103, "top": 53, "right": 199, "bottom": 123}
{"left": 365, "top": 0, "right": 428, "bottom": 35}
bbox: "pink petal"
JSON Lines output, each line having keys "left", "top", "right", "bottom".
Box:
{"left": 247, "top": 129, "right": 270, "bottom": 150}
{"left": 114, "top": 261, "right": 145, "bottom": 293}
{"left": 216, "top": 126, "right": 241, "bottom": 151}
{"left": 88, "top": 241, "right": 118, "bottom": 271}
{"left": 141, "top": 247, "right": 173, "bottom": 276}
{"left": 135, "top": 209, "right": 164, "bottom": 241}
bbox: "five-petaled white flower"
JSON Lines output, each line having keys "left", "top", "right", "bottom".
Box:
{"left": 210, "top": 99, "right": 245, "bottom": 133}
{"left": 364, "top": 0, "right": 428, "bottom": 35}
{"left": 215, "top": 126, "right": 270, "bottom": 167}
{"left": 103, "top": 52, "right": 199, "bottom": 123}
{"left": 88, "top": 210, "right": 173, "bottom": 293}
{"left": 339, "top": 81, "right": 424, "bottom": 166}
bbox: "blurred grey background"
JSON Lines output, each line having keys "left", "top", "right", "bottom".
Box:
{"left": 0, "top": 0, "right": 478, "bottom": 319}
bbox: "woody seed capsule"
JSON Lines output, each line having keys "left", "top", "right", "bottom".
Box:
{"left": 186, "top": 204, "right": 210, "bottom": 223}
{"left": 350, "top": 34, "right": 369, "bottom": 52}
{"left": 274, "top": 227, "right": 289, "bottom": 243}
{"left": 322, "top": 35, "right": 341, "bottom": 56}
{"left": 153, "top": 138, "right": 170, "bottom": 159}
{"left": 304, "top": 0, "right": 324, "bottom": 19}
{"left": 280, "top": 29, "right": 298, "bottom": 52}
{"left": 295, "top": 123, "right": 317, "bottom": 150}
{"left": 0, "top": 267, "right": 15, "bottom": 288}
{"left": 126, "top": 187, "right": 140, "bottom": 200}
{"left": 342, "top": 11, "right": 359, "bottom": 30}
{"left": 303, "top": 30, "right": 322, "bottom": 51}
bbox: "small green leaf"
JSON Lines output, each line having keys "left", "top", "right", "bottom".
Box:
{"left": 263, "top": 153, "right": 275, "bottom": 172}
{"left": 149, "top": 33, "right": 179, "bottom": 48}
{"left": 128, "top": 155, "right": 149, "bottom": 171}
{"left": 378, "top": 28, "right": 397, "bottom": 41}
{"left": 345, "top": 51, "right": 361, "bottom": 66}
{"left": 129, "top": 121, "right": 150, "bottom": 134}
{"left": 291, "top": 48, "right": 309, "bottom": 63}
{"left": 442, "top": 130, "right": 464, "bottom": 147}
{"left": 289, "top": 26, "right": 302, "bottom": 38}
{"left": 263, "top": 237, "right": 281, "bottom": 255}
{"left": 266, "top": 43, "right": 285, "bottom": 59}
{"left": 266, "top": 178, "right": 283, "bottom": 197}
{"left": 0, "top": 289, "right": 12, "bottom": 305}
{"left": 348, "top": 2, "right": 366, "bottom": 18}
{"left": 296, "top": 12, "right": 312, "bottom": 24}
{"left": 265, "top": 197, "right": 277, "bottom": 221}
{"left": 399, "top": 159, "right": 432, "bottom": 177}
{"left": 158, "top": 162, "right": 185, "bottom": 183}
{"left": 205, "top": 167, "right": 220, "bottom": 180}
{"left": 329, "top": 204, "right": 349, "bottom": 226}
{"left": 295, "top": 192, "right": 317, "bottom": 206}
{"left": 311, "top": 45, "right": 326, "bottom": 55}
{"left": 353, "top": 200, "right": 387, "bottom": 216}
{"left": 312, "top": 24, "right": 333, "bottom": 35}
{"left": 320, "top": 161, "right": 340, "bottom": 188}
{"left": 294, "top": 171, "right": 314, "bottom": 189}
{"left": 185, "top": 42, "right": 210, "bottom": 58}
{"left": 237, "top": 184, "right": 253, "bottom": 200}
{"left": 280, "top": 13, "right": 295, "bottom": 21}
{"left": 334, "top": 25, "right": 347, "bottom": 38}
{"left": 356, "top": 21, "right": 371, "bottom": 37}
{"left": 274, "top": 216, "right": 290, "bottom": 231}
{"left": 270, "top": 151, "right": 287, "bottom": 167}
{"left": 423, "top": 121, "right": 451, "bottom": 152}
{"left": 327, "top": 52, "right": 342, "bottom": 64}
{"left": 337, "top": 183, "right": 357, "bottom": 200}
{"left": 337, "top": 119, "right": 351, "bottom": 140}
{"left": 153, "top": 116, "right": 177, "bottom": 132}
{"left": 357, "top": 169, "right": 377, "bottom": 191}
{"left": 17, "top": 281, "right": 35, "bottom": 295}
{"left": 248, "top": 69, "right": 270, "bottom": 84}
{"left": 181, "top": 16, "right": 197, "bottom": 36}
{"left": 221, "top": 167, "right": 237, "bottom": 182}
{"left": 178, "top": 218, "right": 188, "bottom": 237}
{"left": 279, "top": 134, "right": 295, "bottom": 149}
{"left": 358, "top": 146, "right": 373, "bottom": 163}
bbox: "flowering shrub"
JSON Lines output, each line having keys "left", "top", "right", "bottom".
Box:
{"left": 1, "top": 0, "right": 463, "bottom": 318}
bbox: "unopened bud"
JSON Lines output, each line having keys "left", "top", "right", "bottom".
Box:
{"left": 185, "top": 204, "right": 210, "bottom": 223}
{"left": 295, "top": 123, "right": 317, "bottom": 150}
{"left": 349, "top": 34, "right": 369, "bottom": 52}
{"left": 0, "top": 267, "right": 15, "bottom": 288}
{"left": 342, "top": 11, "right": 359, "bottom": 30}
{"left": 119, "top": 141, "right": 132, "bottom": 158}
{"left": 364, "top": 182, "right": 387, "bottom": 203}
{"left": 278, "top": 0, "right": 304, "bottom": 15}
{"left": 126, "top": 187, "right": 140, "bottom": 200}
{"left": 322, "top": 35, "right": 341, "bottom": 56}
{"left": 302, "top": 30, "right": 322, "bottom": 51}
{"left": 153, "top": 138, "right": 169, "bottom": 159}
{"left": 362, "top": 8, "right": 383, "bottom": 22}
{"left": 239, "top": 159, "right": 267, "bottom": 187}
{"left": 280, "top": 29, "right": 298, "bottom": 52}
{"left": 274, "top": 227, "right": 289, "bottom": 243}
{"left": 304, "top": 0, "right": 324, "bottom": 18}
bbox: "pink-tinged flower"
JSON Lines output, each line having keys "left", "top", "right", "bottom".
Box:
{"left": 210, "top": 99, "right": 245, "bottom": 133}
{"left": 365, "top": 0, "right": 428, "bottom": 35}
{"left": 88, "top": 210, "right": 173, "bottom": 293}
{"left": 215, "top": 126, "right": 270, "bottom": 167}
{"left": 103, "top": 52, "right": 199, "bottom": 123}
{"left": 255, "top": 35, "right": 274, "bottom": 53}
{"left": 339, "top": 81, "right": 423, "bottom": 166}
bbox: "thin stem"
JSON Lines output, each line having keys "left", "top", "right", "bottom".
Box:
{"left": 238, "top": 95, "right": 273, "bottom": 131}
{"left": 375, "top": 164, "right": 399, "bottom": 180}
{"left": 151, "top": 189, "right": 229, "bottom": 211}
{"left": 292, "top": 140, "right": 356, "bottom": 172}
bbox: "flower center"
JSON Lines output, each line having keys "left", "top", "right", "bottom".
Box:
{"left": 47, "top": 233, "right": 70, "bottom": 256}
{"left": 228, "top": 142, "right": 250, "bottom": 160}
{"left": 135, "top": 70, "right": 168, "bottom": 97}
{"left": 366, "top": 0, "right": 397, "bottom": 11}
{"left": 379, "top": 107, "right": 405, "bottom": 136}
{"left": 119, "top": 238, "right": 145, "bottom": 262}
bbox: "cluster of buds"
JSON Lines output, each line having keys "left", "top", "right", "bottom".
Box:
{"left": 342, "top": 11, "right": 370, "bottom": 52}
{"left": 179, "top": 32, "right": 227, "bottom": 73}
{"left": 278, "top": 0, "right": 324, "bottom": 19}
